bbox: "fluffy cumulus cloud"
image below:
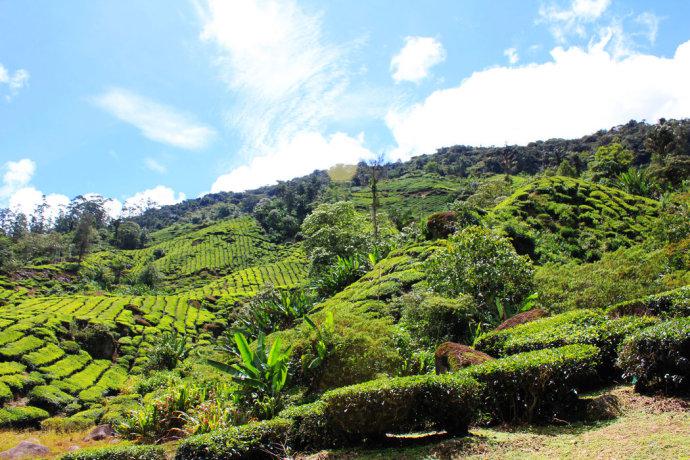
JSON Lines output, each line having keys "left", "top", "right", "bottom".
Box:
{"left": 200, "top": 0, "right": 375, "bottom": 192}
{"left": 0, "top": 63, "right": 29, "bottom": 101}
{"left": 211, "top": 131, "right": 373, "bottom": 192}
{"left": 391, "top": 36, "right": 446, "bottom": 83}
{"left": 0, "top": 159, "right": 184, "bottom": 221}
{"left": 122, "top": 185, "right": 186, "bottom": 216}
{"left": 93, "top": 88, "right": 216, "bottom": 150}
{"left": 0, "top": 158, "right": 70, "bottom": 219}
{"left": 386, "top": 38, "right": 690, "bottom": 160}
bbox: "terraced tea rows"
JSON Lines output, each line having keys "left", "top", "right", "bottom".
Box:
{"left": 85, "top": 216, "right": 284, "bottom": 290}
{"left": 0, "top": 291, "right": 220, "bottom": 427}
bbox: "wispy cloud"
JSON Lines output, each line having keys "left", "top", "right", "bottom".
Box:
{"left": 144, "top": 157, "right": 167, "bottom": 174}
{"left": 93, "top": 88, "right": 216, "bottom": 150}
{"left": 539, "top": 0, "right": 611, "bottom": 42}
{"left": 200, "top": 0, "right": 378, "bottom": 192}
{"left": 390, "top": 36, "right": 446, "bottom": 83}
{"left": 0, "top": 63, "right": 29, "bottom": 101}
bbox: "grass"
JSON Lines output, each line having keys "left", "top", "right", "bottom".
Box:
{"left": 311, "top": 386, "right": 690, "bottom": 460}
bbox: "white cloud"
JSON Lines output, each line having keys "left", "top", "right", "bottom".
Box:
{"left": 391, "top": 36, "right": 446, "bottom": 83}
{"left": 504, "top": 47, "right": 520, "bottom": 65}
{"left": 200, "top": 0, "right": 381, "bottom": 192}
{"left": 200, "top": 0, "right": 349, "bottom": 149}
{"left": 1, "top": 158, "right": 69, "bottom": 220}
{"left": 1, "top": 158, "right": 35, "bottom": 196}
{"left": 211, "top": 131, "right": 373, "bottom": 192}
{"left": 122, "top": 185, "right": 186, "bottom": 216}
{"left": 386, "top": 39, "right": 690, "bottom": 160}
{"left": 0, "top": 63, "right": 29, "bottom": 101}
{"left": 93, "top": 88, "right": 216, "bottom": 150}
{"left": 144, "top": 158, "right": 167, "bottom": 174}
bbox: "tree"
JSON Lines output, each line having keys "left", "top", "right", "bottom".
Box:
{"left": 138, "top": 263, "right": 162, "bottom": 288}
{"left": 556, "top": 159, "right": 577, "bottom": 177}
{"left": 301, "top": 201, "right": 372, "bottom": 275}
{"left": 73, "top": 214, "right": 97, "bottom": 262}
{"left": 425, "top": 226, "right": 534, "bottom": 320}
{"left": 368, "top": 155, "right": 385, "bottom": 248}
{"left": 115, "top": 221, "right": 143, "bottom": 249}
{"left": 588, "top": 142, "right": 634, "bottom": 184}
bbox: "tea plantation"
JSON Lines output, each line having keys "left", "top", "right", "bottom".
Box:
{"left": 1, "top": 124, "right": 689, "bottom": 459}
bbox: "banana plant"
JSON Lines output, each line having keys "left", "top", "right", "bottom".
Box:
{"left": 228, "top": 331, "right": 292, "bottom": 399}
{"left": 303, "top": 311, "right": 334, "bottom": 370}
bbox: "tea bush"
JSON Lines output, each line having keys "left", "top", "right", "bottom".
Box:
{"left": 618, "top": 318, "right": 690, "bottom": 395}
{"left": 60, "top": 445, "right": 166, "bottom": 460}
{"left": 475, "top": 309, "right": 657, "bottom": 371}
{"left": 463, "top": 344, "right": 600, "bottom": 422}
{"left": 606, "top": 286, "right": 690, "bottom": 318}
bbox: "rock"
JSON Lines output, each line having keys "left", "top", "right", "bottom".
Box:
{"left": 67, "top": 446, "right": 81, "bottom": 452}
{"left": 494, "top": 308, "right": 548, "bottom": 331}
{"left": 434, "top": 342, "right": 494, "bottom": 374}
{"left": 134, "top": 315, "right": 152, "bottom": 327}
{"left": 83, "top": 424, "right": 116, "bottom": 442}
{"left": 0, "top": 441, "right": 51, "bottom": 459}
{"left": 124, "top": 304, "right": 145, "bottom": 315}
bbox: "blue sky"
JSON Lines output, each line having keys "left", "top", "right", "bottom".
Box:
{"left": 1, "top": 0, "right": 689, "bottom": 218}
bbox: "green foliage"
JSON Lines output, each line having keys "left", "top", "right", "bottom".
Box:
{"left": 535, "top": 242, "right": 690, "bottom": 312}
{"left": 312, "top": 255, "right": 368, "bottom": 298}
{"left": 231, "top": 287, "right": 317, "bottom": 337}
{"left": 29, "top": 385, "right": 78, "bottom": 412}
{"left": 606, "top": 286, "right": 690, "bottom": 318}
{"left": 618, "top": 318, "right": 690, "bottom": 395}
{"left": 317, "top": 373, "right": 481, "bottom": 443}
{"left": 617, "top": 167, "right": 655, "bottom": 197}
{"left": 115, "top": 221, "right": 145, "bottom": 249}
{"left": 475, "top": 309, "right": 656, "bottom": 371}
{"left": 0, "top": 405, "right": 49, "bottom": 427}
{"left": 59, "top": 445, "right": 167, "bottom": 460}
{"left": 397, "top": 291, "right": 477, "bottom": 348}
{"left": 138, "top": 263, "right": 162, "bottom": 288}
{"left": 490, "top": 176, "right": 660, "bottom": 262}
{"left": 425, "top": 226, "right": 534, "bottom": 318}
{"left": 72, "top": 322, "right": 115, "bottom": 360}
{"left": 589, "top": 142, "right": 634, "bottom": 184}
{"left": 175, "top": 418, "right": 293, "bottom": 460}
{"left": 463, "top": 344, "right": 600, "bottom": 422}
{"left": 147, "top": 331, "right": 190, "bottom": 371}
{"left": 217, "top": 332, "right": 291, "bottom": 419}
{"left": 301, "top": 201, "right": 372, "bottom": 275}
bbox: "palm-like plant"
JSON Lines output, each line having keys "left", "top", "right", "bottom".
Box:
{"left": 617, "top": 167, "right": 654, "bottom": 197}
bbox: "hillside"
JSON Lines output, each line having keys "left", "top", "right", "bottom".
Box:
{"left": 0, "top": 120, "right": 688, "bottom": 459}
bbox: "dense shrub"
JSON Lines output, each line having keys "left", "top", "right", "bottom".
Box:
{"left": 463, "top": 344, "right": 600, "bottom": 422}
{"left": 618, "top": 318, "right": 690, "bottom": 395}
{"left": 475, "top": 309, "right": 657, "bottom": 372}
{"left": 60, "top": 445, "right": 166, "bottom": 460}
{"left": 425, "top": 211, "right": 458, "bottom": 239}
{"left": 535, "top": 242, "right": 690, "bottom": 312}
{"left": 175, "top": 418, "right": 292, "bottom": 460}
{"left": 0, "top": 405, "right": 49, "bottom": 427}
{"left": 29, "top": 385, "right": 78, "bottom": 412}
{"left": 301, "top": 201, "right": 373, "bottom": 275}
{"left": 72, "top": 322, "right": 116, "bottom": 360}
{"left": 607, "top": 286, "right": 690, "bottom": 318}
{"left": 317, "top": 373, "right": 481, "bottom": 444}
{"left": 397, "top": 291, "right": 477, "bottom": 347}
{"left": 425, "top": 226, "right": 534, "bottom": 317}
